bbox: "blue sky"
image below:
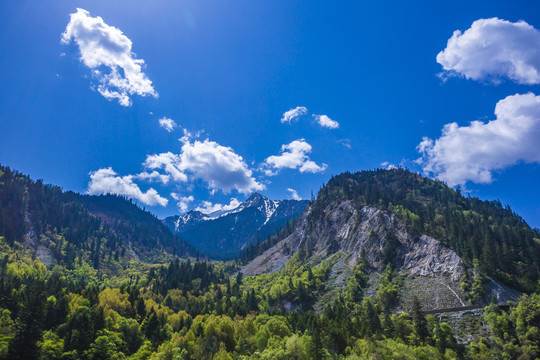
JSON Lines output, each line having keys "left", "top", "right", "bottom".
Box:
{"left": 1, "top": 0, "right": 540, "bottom": 228}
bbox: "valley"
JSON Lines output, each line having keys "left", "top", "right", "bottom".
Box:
{"left": 0, "top": 165, "right": 539, "bottom": 359}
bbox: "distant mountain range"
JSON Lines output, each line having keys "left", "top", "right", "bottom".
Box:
{"left": 163, "top": 193, "right": 309, "bottom": 258}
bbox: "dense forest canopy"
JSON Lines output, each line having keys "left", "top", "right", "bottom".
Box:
{"left": 0, "top": 240, "right": 538, "bottom": 360}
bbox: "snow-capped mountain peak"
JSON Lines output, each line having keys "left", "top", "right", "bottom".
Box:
{"left": 163, "top": 193, "right": 309, "bottom": 257}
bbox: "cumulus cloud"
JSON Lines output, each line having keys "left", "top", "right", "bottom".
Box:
{"left": 437, "top": 18, "right": 540, "bottom": 84}
{"left": 264, "top": 139, "right": 327, "bottom": 175}
{"left": 171, "top": 193, "right": 194, "bottom": 213}
{"left": 177, "top": 138, "right": 265, "bottom": 194}
{"left": 417, "top": 93, "right": 540, "bottom": 186}
{"left": 143, "top": 152, "right": 188, "bottom": 183}
{"left": 281, "top": 106, "right": 308, "bottom": 124}
{"left": 313, "top": 114, "right": 339, "bottom": 129}
{"left": 144, "top": 138, "right": 264, "bottom": 194}
{"left": 159, "top": 117, "right": 177, "bottom": 132}
{"left": 287, "top": 188, "right": 302, "bottom": 200}
{"left": 62, "top": 8, "right": 157, "bottom": 106}
{"left": 87, "top": 167, "right": 168, "bottom": 206}
{"left": 135, "top": 171, "right": 171, "bottom": 184}
{"left": 196, "top": 198, "right": 241, "bottom": 214}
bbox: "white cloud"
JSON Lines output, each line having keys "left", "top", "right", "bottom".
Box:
{"left": 171, "top": 194, "right": 194, "bottom": 213}
{"left": 287, "top": 188, "right": 302, "bottom": 200}
{"left": 417, "top": 93, "right": 540, "bottom": 186}
{"left": 62, "top": 8, "right": 157, "bottom": 106}
{"left": 87, "top": 167, "right": 168, "bottom": 206}
{"left": 143, "top": 152, "right": 188, "bottom": 183}
{"left": 196, "top": 198, "right": 241, "bottom": 214}
{"left": 177, "top": 138, "right": 265, "bottom": 194}
{"left": 381, "top": 161, "right": 397, "bottom": 170}
{"left": 437, "top": 18, "right": 540, "bottom": 84}
{"left": 179, "top": 128, "right": 205, "bottom": 143}
{"left": 264, "top": 139, "right": 327, "bottom": 175}
{"left": 135, "top": 171, "right": 171, "bottom": 184}
{"left": 159, "top": 117, "right": 177, "bottom": 132}
{"left": 281, "top": 106, "right": 308, "bottom": 124}
{"left": 144, "top": 138, "right": 264, "bottom": 194}
{"left": 313, "top": 114, "right": 339, "bottom": 129}
{"left": 338, "top": 139, "right": 352, "bottom": 149}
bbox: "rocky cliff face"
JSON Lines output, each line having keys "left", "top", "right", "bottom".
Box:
{"left": 242, "top": 200, "right": 519, "bottom": 310}
{"left": 243, "top": 202, "right": 462, "bottom": 278}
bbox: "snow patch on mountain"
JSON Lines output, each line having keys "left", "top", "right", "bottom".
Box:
{"left": 163, "top": 193, "right": 309, "bottom": 257}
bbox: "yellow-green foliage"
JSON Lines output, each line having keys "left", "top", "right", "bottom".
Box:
{"left": 99, "top": 288, "right": 133, "bottom": 318}
{"left": 375, "top": 265, "right": 401, "bottom": 310}
{"left": 390, "top": 204, "right": 420, "bottom": 226}
{"left": 0, "top": 236, "right": 536, "bottom": 360}
{"left": 38, "top": 330, "right": 64, "bottom": 360}
{"left": 167, "top": 310, "right": 191, "bottom": 332}
{"left": 0, "top": 309, "right": 13, "bottom": 358}
{"left": 349, "top": 337, "right": 457, "bottom": 360}
{"left": 469, "top": 295, "right": 540, "bottom": 359}
{"left": 243, "top": 253, "right": 331, "bottom": 308}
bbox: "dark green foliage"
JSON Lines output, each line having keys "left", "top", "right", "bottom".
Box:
{"left": 0, "top": 247, "right": 535, "bottom": 359}
{"left": 148, "top": 258, "right": 227, "bottom": 298}
{"left": 412, "top": 296, "right": 429, "bottom": 343}
{"left": 240, "top": 217, "right": 300, "bottom": 264}
{"left": 6, "top": 280, "right": 46, "bottom": 360}
{"left": 0, "top": 164, "right": 197, "bottom": 270}
{"left": 309, "top": 319, "right": 326, "bottom": 360}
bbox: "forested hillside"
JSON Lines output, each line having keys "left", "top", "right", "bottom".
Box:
{"left": 0, "top": 165, "right": 197, "bottom": 271}
{"left": 311, "top": 169, "right": 540, "bottom": 292}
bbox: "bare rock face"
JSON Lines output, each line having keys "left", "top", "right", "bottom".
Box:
{"left": 400, "top": 234, "right": 463, "bottom": 280}
{"left": 242, "top": 200, "right": 521, "bottom": 311}
{"left": 22, "top": 208, "right": 54, "bottom": 266}
{"left": 242, "top": 202, "right": 464, "bottom": 281}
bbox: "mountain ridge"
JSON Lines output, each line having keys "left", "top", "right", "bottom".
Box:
{"left": 0, "top": 164, "right": 197, "bottom": 271}
{"left": 163, "top": 192, "right": 309, "bottom": 258}
{"left": 241, "top": 168, "right": 538, "bottom": 312}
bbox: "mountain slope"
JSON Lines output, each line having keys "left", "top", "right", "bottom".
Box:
{"left": 0, "top": 164, "right": 197, "bottom": 270}
{"left": 311, "top": 169, "right": 540, "bottom": 291}
{"left": 164, "top": 193, "right": 308, "bottom": 258}
{"left": 242, "top": 169, "right": 537, "bottom": 311}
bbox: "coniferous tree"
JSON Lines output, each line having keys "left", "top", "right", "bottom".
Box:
{"left": 6, "top": 280, "right": 46, "bottom": 360}
{"left": 310, "top": 320, "right": 326, "bottom": 360}
{"left": 412, "top": 296, "right": 429, "bottom": 344}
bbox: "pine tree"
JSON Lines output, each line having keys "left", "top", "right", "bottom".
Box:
{"left": 412, "top": 296, "right": 429, "bottom": 344}
{"left": 7, "top": 280, "right": 46, "bottom": 360}
{"left": 310, "top": 320, "right": 326, "bottom": 360}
